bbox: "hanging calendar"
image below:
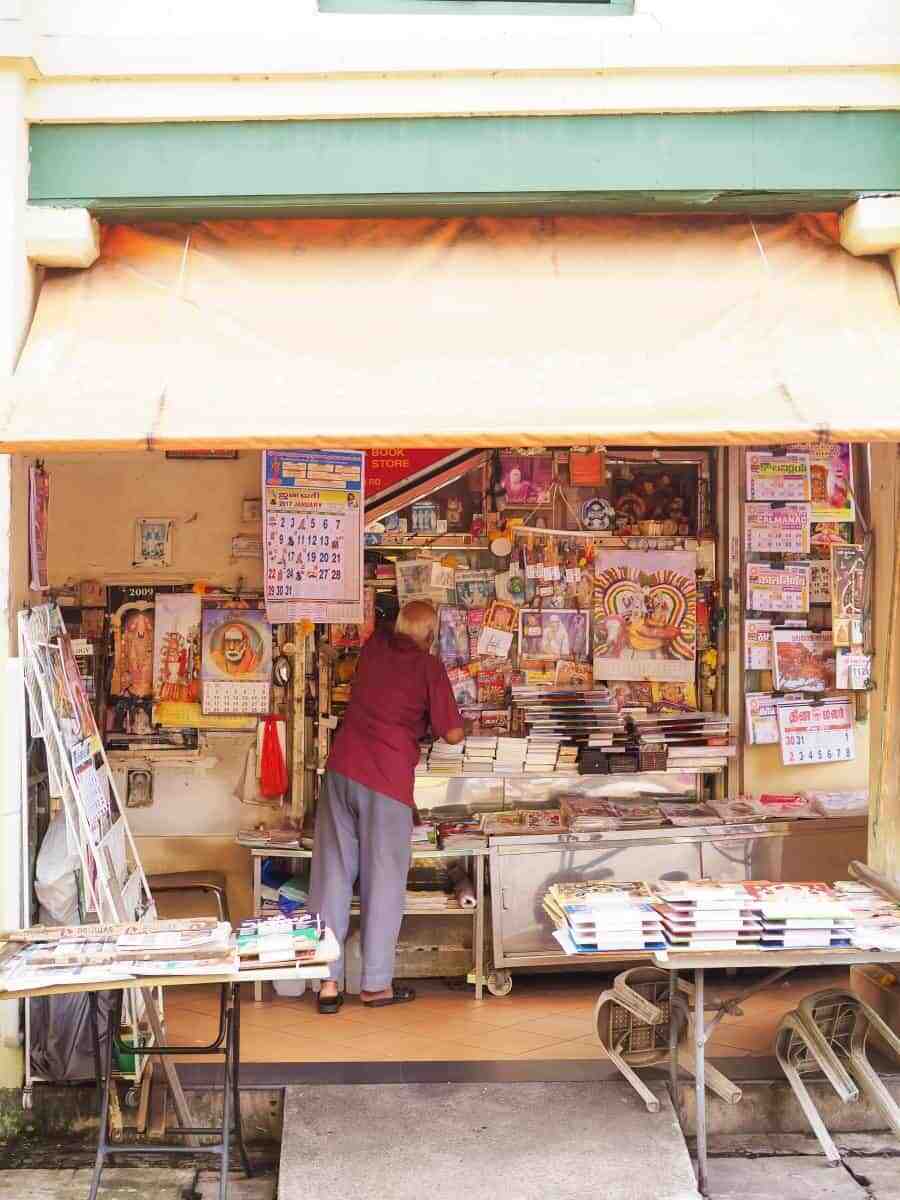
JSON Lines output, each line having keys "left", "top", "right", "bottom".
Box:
{"left": 776, "top": 699, "right": 855, "bottom": 766}
{"left": 263, "top": 449, "right": 365, "bottom": 624}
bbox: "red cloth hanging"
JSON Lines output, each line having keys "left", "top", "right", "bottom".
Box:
{"left": 259, "top": 715, "right": 288, "bottom": 798}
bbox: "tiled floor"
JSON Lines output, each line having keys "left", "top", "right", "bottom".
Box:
{"left": 163, "top": 966, "right": 850, "bottom": 1063}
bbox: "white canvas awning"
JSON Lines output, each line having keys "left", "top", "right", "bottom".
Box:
{"left": 4, "top": 213, "right": 900, "bottom": 452}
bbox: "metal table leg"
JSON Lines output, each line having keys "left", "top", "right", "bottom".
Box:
{"left": 694, "top": 968, "right": 708, "bottom": 1197}
{"left": 252, "top": 856, "right": 263, "bottom": 1003}
{"left": 668, "top": 970, "right": 682, "bottom": 1133}
{"left": 474, "top": 852, "right": 485, "bottom": 1001}
{"left": 88, "top": 990, "right": 122, "bottom": 1200}
{"left": 231, "top": 982, "right": 253, "bottom": 1179}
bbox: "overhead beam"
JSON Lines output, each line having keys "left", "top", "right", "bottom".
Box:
{"left": 28, "top": 112, "right": 900, "bottom": 217}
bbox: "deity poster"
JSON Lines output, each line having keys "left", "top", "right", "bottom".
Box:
{"left": 771, "top": 628, "right": 836, "bottom": 693}
{"left": 106, "top": 585, "right": 168, "bottom": 737}
{"left": 263, "top": 449, "right": 364, "bottom": 624}
{"left": 788, "top": 442, "right": 854, "bottom": 522}
{"left": 593, "top": 550, "right": 697, "bottom": 683}
{"left": 201, "top": 606, "right": 272, "bottom": 715}
{"left": 831, "top": 545, "right": 866, "bottom": 647}
{"left": 153, "top": 594, "right": 255, "bottom": 730}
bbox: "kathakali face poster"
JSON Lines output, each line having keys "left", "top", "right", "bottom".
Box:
{"left": 592, "top": 549, "right": 697, "bottom": 683}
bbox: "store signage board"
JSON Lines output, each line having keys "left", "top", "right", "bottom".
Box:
{"left": 263, "top": 449, "right": 365, "bottom": 624}
{"left": 776, "top": 699, "right": 855, "bottom": 766}
{"left": 746, "top": 452, "right": 811, "bottom": 502}
{"left": 746, "top": 562, "right": 810, "bottom": 613}
{"left": 364, "top": 449, "right": 459, "bottom": 500}
{"left": 745, "top": 503, "right": 810, "bottom": 553}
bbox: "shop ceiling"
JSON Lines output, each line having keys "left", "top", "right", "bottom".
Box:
{"left": 5, "top": 214, "right": 900, "bottom": 452}
{"left": 27, "top": 112, "right": 900, "bottom": 220}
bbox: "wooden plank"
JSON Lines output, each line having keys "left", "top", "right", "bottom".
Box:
{"left": 135, "top": 1059, "right": 153, "bottom": 1136}
{"left": 147, "top": 1076, "right": 169, "bottom": 1142}
{"left": 290, "top": 625, "right": 307, "bottom": 823}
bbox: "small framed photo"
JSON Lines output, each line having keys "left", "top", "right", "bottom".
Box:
{"left": 126, "top": 767, "right": 154, "bottom": 808}
{"left": 133, "top": 518, "right": 174, "bottom": 567}
{"left": 500, "top": 454, "right": 554, "bottom": 509}
{"left": 518, "top": 608, "right": 590, "bottom": 662}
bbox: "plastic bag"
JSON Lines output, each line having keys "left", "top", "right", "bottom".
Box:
{"left": 34, "top": 810, "right": 81, "bottom": 924}
{"left": 259, "top": 715, "right": 288, "bottom": 799}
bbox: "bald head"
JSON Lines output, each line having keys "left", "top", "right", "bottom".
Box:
{"left": 395, "top": 600, "right": 438, "bottom": 650}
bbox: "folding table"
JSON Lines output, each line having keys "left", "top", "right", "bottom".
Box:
{"left": 651, "top": 946, "right": 900, "bottom": 1197}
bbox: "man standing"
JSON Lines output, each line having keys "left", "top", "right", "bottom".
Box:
{"left": 310, "top": 600, "right": 464, "bottom": 1013}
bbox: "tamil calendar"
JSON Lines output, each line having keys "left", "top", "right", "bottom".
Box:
{"left": 263, "top": 449, "right": 365, "bottom": 624}
{"left": 776, "top": 700, "right": 855, "bottom": 766}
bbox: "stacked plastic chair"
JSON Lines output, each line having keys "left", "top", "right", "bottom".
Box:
{"left": 593, "top": 966, "right": 742, "bottom": 1113}
{"left": 775, "top": 987, "right": 900, "bottom": 1164}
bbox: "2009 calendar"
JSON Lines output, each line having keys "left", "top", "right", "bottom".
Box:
{"left": 263, "top": 450, "right": 365, "bottom": 624}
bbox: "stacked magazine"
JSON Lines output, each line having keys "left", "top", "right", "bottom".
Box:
{"left": 631, "top": 712, "right": 735, "bottom": 771}
{"left": 833, "top": 881, "right": 900, "bottom": 951}
{"left": 511, "top": 686, "right": 627, "bottom": 748}
{"left": 742, "top": 883, "right": 855, "bottom": 949}
{"left": 543, "top": 881, "right": 665, "bottom": 954}
{"left": 654, "top": 881, "right": 762, "bottom": 951}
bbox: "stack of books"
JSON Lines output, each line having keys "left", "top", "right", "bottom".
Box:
{"left": 544, "top": 881, "right": 665, "bottom": 954}
{"left": 494, "top": 737, "right": 528, "bottom": 774}
{"left": 437, "top": 818, "right": 486, "bottom": 849}
{"left": 463, "top": 736, "right": 498, "bottom": 774}
{"left": 559, "top": 795, "right": 620, "bottom": 833}
{"left": 556, "top": 745, "right": 580, "bottom": 775}
{"left": 743, "top": 883, "right": 855, "bottom": 949}
{"left": 631, "top": 712, "right": 735, "bottom": 772}
{"left": 427, "top": 741, "right": 465, "bottom": 776}
{"left": 415, "top": 745, "right": 431, "bottom": 777}
{"left": 237, "top": 913, "right": 324, "bottom": 971}
{"left": 512, "top": 687, "right": 627, "bottom": 747}
{"left": 654, "top": 882, "right": 761, "bottom": 950}
{"left": 524, "top": 738, "right": 562, "bottom": 775}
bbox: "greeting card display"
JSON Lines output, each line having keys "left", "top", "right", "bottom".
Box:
{"left": 771, "top": 629, "right": 835, "bottom": 693}
{"left": 776, "top": 700, "right": 855, "bottom": 766}
{"left": 746, "top": 452, "right": 811, "bottom": 502}
{"left": 745, "top": 503, "right": 810, "bottom": 554}
{"left": 831, "top": 545, "right": 866, "bottom": 647}
{"left": 746, "top": 563, "right": 810, "bottom": 613}
{"left": 593, "top": 550, "right": 697, "bottom": 683}
{"left": 263, "top": 449, "right": 364, "bottom": 624}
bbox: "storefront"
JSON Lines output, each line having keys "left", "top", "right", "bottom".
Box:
{"left": 2, "top": 213, "right": 900, "bottom": 1077}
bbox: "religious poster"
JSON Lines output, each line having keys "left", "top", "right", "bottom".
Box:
{"left": 771, "top": 628, "right": 836, "bottom": 693}
{"left": 831, "top": 544, "right": 866, "bottom": 647}
{"left": 499, "top": 453, "right": 554, "bottom": 508}
{"left": 744, "top": 503, "right": 810, "bottom": 554}
{"left": 746, "top": 452, "right": 811, "bottom": 502}
{"left": 437, "top": 606, "right": 470, "bottom": 668}
{"left": 519, "top": 609, "right": 589, "bottom": 665}
{"left": 809, "top": 559, "right": 832, "bottom": 606}
{"left": 331, "top": 586, "right": 376, "bottom": 651}
{"left": 263, "top": 449, "right": 365, "bottom": 624}
{"left": 745, "top": 619, "right": 773, "bottom": 671}
{"left": 788, "top": 442, "right": 854, "bottom": 522}
{"left": 152, "top": 593, "right": 255, "bottom": 731}
{"left": 106, "top": 585, "right": 166, "bottom": 738}
{"left": 593, "top": 550, "right": 697, "bottom": 683}
{"left": 810, "top": 521, "right": 854, "bottom": 558}
{"left": 28, "top": 463, "right": 49, "bottom": 592}
{"left": 201, "top": 606, "right": 273, "bottom": 715}
{"left": 746, "top": 562, "right": 810, "bottom": 613}
{"left": 133, "top": 518, "right": 174, "bottom": 567}
{"left": 776, "top": 699, "right": 855, "bottom": 766}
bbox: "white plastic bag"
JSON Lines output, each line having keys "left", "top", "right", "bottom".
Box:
{"left": 34, "top": 809, "right": 81, "bottom": 924}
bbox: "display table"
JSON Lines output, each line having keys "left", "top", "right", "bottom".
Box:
{"left": 650, "top": 946, "right": 900, "bottom": 1197}
{"left": 239, "top": 840, "right": 488, "bottom": 999}
{"left": 0, "top": 964, "right": 327, "bottom": 1200}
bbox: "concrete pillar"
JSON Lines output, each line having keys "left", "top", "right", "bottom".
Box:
{"left": 0, "top": 65, "right": 36, "bottom": 1091}
{"left": 868, "top": 444, "right": 900, "bottom": 888}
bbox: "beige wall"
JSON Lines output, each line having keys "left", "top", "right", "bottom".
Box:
{"left": 41, "top": 449, "right": 281, "bottom": 928}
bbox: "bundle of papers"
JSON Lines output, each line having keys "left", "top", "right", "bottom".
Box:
{"left": 437, "top": 818, "right": 486, "bottom": 849}
{"left": 631, "top": 713, "right": 735, "bottom": 770}
{"left": 654, "top": 882, "right": 761, "bottom": 951}
{"left": 427, "top": 741, "right": 465, "bottom": 776}
{"left": 237, "top": 913, "right": 324, "bottom": 969}
{"left": 544, "top": 881, "right": 665, "bottom": 954}
{"left": 512, "top": 687, "right": 627, "bottom": 747}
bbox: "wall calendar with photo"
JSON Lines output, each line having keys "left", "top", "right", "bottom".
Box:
{"left": 263, "top": 449, "right": 365, "bottom": 624}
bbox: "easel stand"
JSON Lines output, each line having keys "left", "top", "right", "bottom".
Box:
{"left": 87, "top": 983, "right": 252, "bottom": 1200}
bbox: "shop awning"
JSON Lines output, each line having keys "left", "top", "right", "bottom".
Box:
{"left": 4, "top": 214, "right": 900, "bottom": 452}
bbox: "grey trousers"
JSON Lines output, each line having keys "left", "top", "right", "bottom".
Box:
{"left": 309, "top": 770, "right": 412, "bottom": 991}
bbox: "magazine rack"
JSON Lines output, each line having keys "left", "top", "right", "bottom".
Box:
{"left": 593, "top": 966, "right": 742, "bottom": 1113}
{"left": 775, "top": 987, "right": 900, "bottom": 1164}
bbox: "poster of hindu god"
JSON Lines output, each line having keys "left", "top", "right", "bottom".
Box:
{"left": 200, "top": 606, "right": 273, "bottom": 716}
{"left": 592, "top": 550, "right": 698, "bottom": 683}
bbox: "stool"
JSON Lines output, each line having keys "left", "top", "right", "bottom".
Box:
{"left": 148, "top": 871, "right": 230, "bottom": 923}
{"left": 775, "top": 988, "right": 900, "bottom": 1165}
{"left": 594, "top": 966, "right": 742, "bottom": 1113}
